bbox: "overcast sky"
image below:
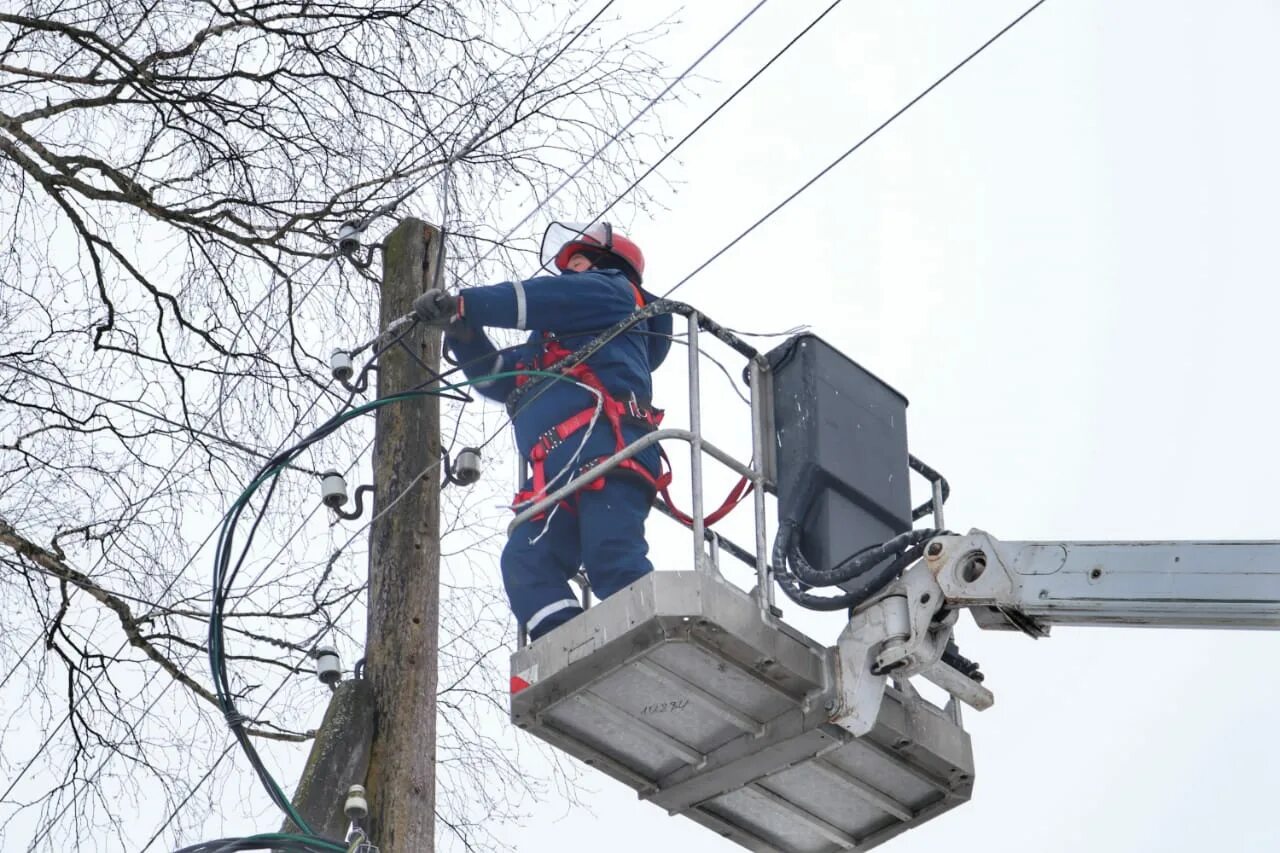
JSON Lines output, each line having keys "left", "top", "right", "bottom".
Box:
{"left": 9, "top": 2, "right": 1270, "bottom": 849}
{"left": 498, "top": 1, "right": 1280, "bottom": 851}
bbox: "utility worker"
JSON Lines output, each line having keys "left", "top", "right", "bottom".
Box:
{"left": 413, "top": 222, "right": 672, "bottom": 641}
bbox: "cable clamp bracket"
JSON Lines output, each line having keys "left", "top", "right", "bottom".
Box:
{"left": 222, "top": 708, "right": 251, "bottom": 729}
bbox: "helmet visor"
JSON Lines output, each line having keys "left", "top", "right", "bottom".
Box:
{"left": 539, "top": 221, "right": 613, "bottom": 272}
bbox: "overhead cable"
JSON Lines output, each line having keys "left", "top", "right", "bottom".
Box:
{"left": 464, "top": 0, "right": 772, "bottom": 281}
{"left": 586, "top": 0, "right": 848, "bottom": 232}
{"left": 663, "top": 0, "right": 1051, "bottom": 297}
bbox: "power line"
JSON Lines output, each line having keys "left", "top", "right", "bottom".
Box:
{"left": 586, "top": 0, "right": 849, "bottom": 232}
{"left": 464, "top": 0, "right": 772, "bottom": 280}
{"left": 663, "top": 0, "right": 1051, "bottom": 298}
{"left": 138, "top": 742, "right": 235, "bottom": 853}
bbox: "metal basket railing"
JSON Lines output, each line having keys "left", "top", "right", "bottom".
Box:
{"left": 511, "top": 306, "right": 774, "bottom": 647}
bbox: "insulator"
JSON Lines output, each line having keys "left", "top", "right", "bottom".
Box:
{"left": 321, "top": 471, "right": 349, "bottom": 509}
{"left": 345, "top": 784, "right": 369, "bottom": 820}
{"left": 314, "top": 646, "right": 341, "bottom": 685}
{"left": 330, "top": 350, "right": 355, "bottom": 381}
{"left": 336, "top": 220, "right": 362, "bottom": 255}
{"left": 452, "top": 447, "right": 482, "bottom": 486}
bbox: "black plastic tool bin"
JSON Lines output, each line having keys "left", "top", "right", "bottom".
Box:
{"left": 765, "top": 334, "right": 912, "bottom": 581}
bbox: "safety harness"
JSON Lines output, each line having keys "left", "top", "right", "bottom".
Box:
{"left": 510, "top": 286, "right": 669, "bottom": 514}
{"left": 509, "top": 287, "right": 752, "bottom": 526}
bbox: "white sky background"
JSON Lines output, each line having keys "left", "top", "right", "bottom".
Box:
{"left": 498, "top": 1, "right": 1280, "bottom": 851}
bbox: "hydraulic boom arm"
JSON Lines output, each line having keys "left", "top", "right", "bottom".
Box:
{"left": 832, "top": 531, "right": 1280, "bottom": 736}
{"left": 930, "top": 532, "right": 1280, "bottom": 633}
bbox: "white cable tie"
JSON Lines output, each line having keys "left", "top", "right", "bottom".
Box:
{"left": 525, "top": 380, "right": 604, "bottom": 543}
{"left": 527, "top": 501, "right": 561, "bottom": 545}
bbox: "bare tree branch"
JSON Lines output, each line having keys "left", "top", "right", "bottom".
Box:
{"left": 0, "top": 1, "right": 670, "bottom": 848}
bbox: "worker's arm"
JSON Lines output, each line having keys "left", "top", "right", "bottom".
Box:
{"left": 459, "top": 270, "right": 637, "bottom": 334}
{"left": 444, "top": 323, "right": 518, "bottom": 402}
{"left": 644, "top": 309, "right": 674, "bottom": 370}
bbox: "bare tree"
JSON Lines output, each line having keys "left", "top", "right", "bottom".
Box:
{"left": 0, "top": 1, "right": 667, "bottom": 849}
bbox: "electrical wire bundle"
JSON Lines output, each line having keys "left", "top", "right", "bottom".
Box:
{"left": 171, "top": 833, "right": 351, "bottom": 853}
{"left": 770, "top": 525, "right": 941, "bottom": 612}
{"left": 204, "top": 350, "right": 514, "bottom": 845}
{"left": 769, "top": 459, "right": 952, "bottom": 613}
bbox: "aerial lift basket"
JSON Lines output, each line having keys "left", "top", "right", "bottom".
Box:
{"left": 509, "top": 311, "right": 972, "bottom": 852}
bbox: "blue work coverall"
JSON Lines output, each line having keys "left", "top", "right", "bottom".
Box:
{"left": 445, "top": 268, "right": 672, "bottom": 640}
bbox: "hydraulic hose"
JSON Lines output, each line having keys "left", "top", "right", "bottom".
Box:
{"left": 770, "top": 543, "right": 927, "bottom": 611}
{"left": 775, "top": 522, "right": 938, "bottom": 588}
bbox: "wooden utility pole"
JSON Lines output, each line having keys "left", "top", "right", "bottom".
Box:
{"left": 363, "top": 218, "right": 444, "bottom": 850}
{"left": 283, "top": 219, "right": 442, "bottom": 850}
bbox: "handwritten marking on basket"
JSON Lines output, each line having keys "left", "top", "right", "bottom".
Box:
{"left": 641, "top": 699, "right": 690, "bottom": 716}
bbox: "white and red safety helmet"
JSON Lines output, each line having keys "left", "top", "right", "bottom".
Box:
{"left": 540, "top": 221, "right": 645, "bottom": 285}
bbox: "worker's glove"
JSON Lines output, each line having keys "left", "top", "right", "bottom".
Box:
{"left": 412, "top": 289, "right": 460, "bottom": 327}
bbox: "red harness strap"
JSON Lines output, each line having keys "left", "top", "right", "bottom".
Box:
{"left": 512, "top": 336, "right": 670, "bottom": 514}
{"left": 512, "top": 370, "right": 750, "bottom": 528}
{"left": 655, "top": 447, "right": 754, "bottom": 528}
{"left": 509, "top": 286, "right": 747, "bottom": 527}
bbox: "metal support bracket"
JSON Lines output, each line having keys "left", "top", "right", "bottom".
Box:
{"left": 832, "top": 562, "right": 993, "bottom": 737}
